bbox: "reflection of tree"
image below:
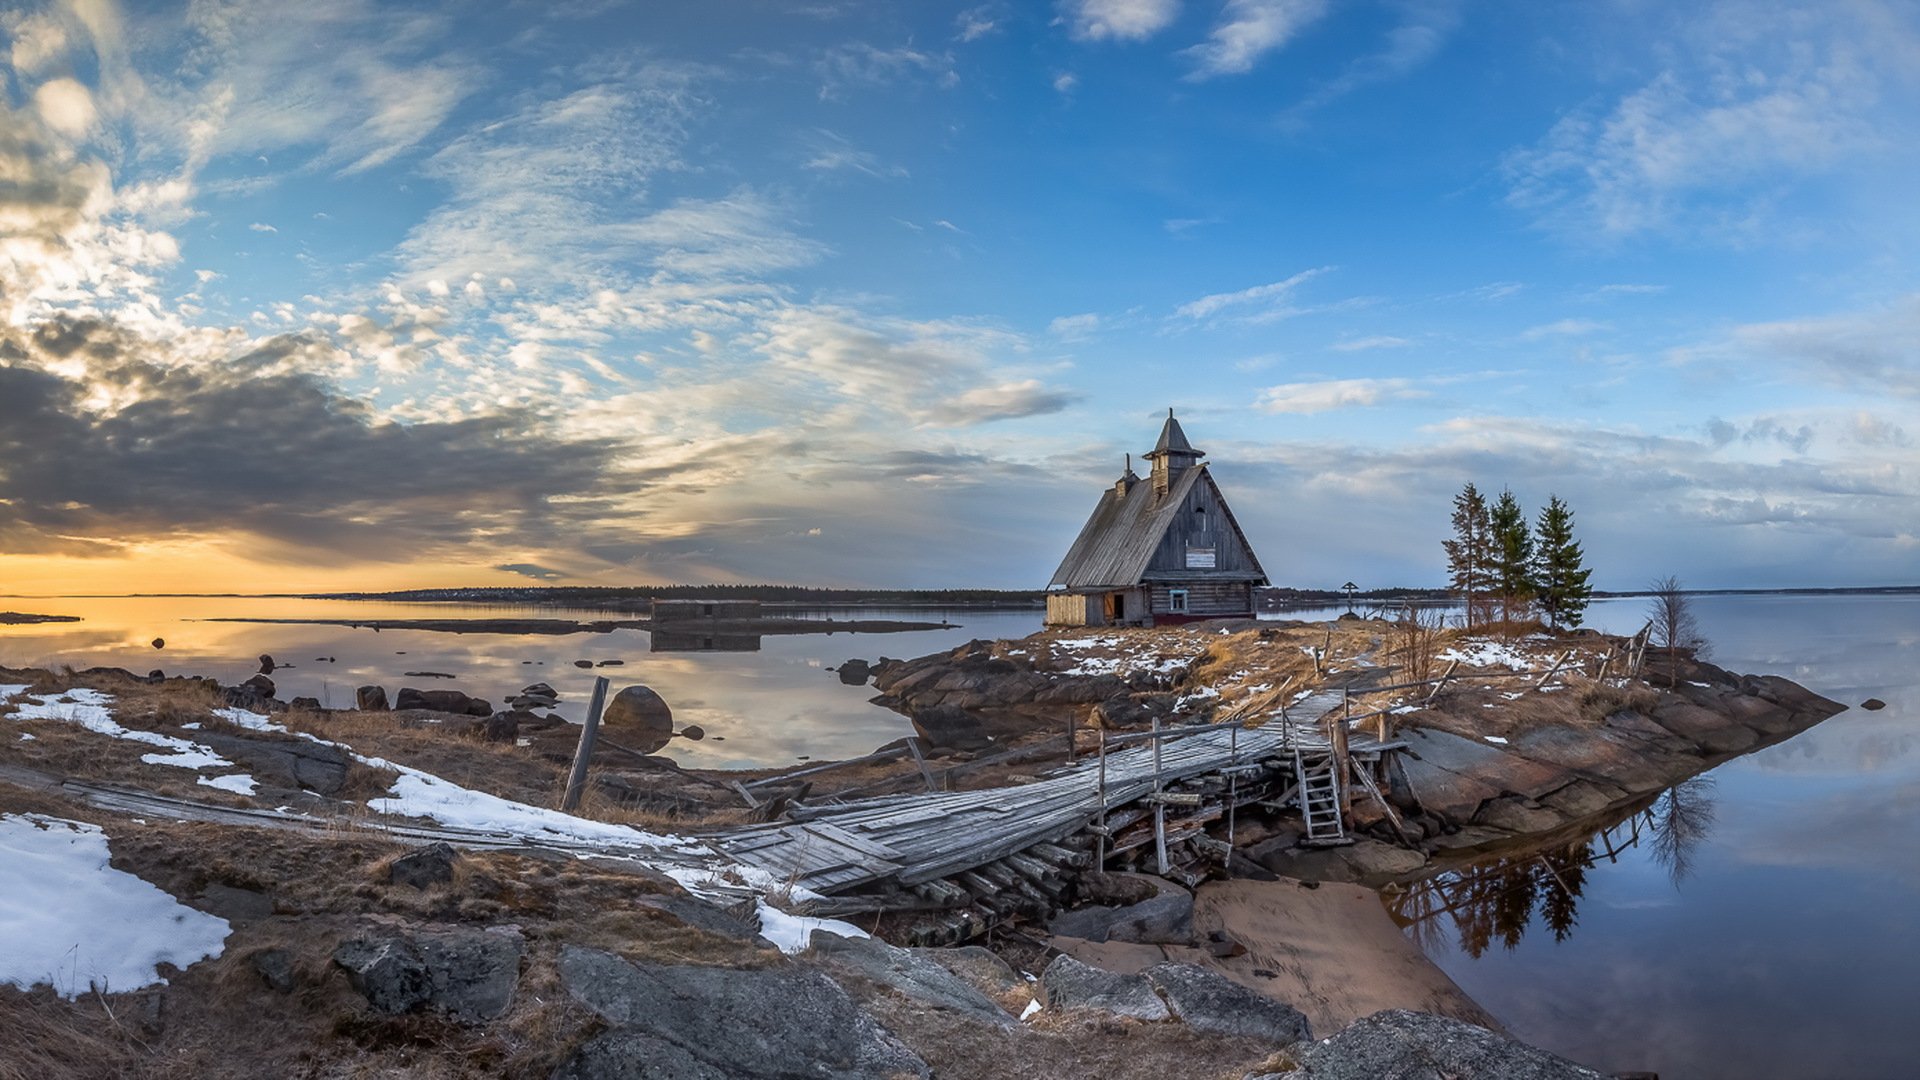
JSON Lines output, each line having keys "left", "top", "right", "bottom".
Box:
{"left": 1649, "top": 776, "right": 1718, "bottom": 885}
{"left": 1386, "top": 781, "right": 1718, "bottom": 958}
{"left": 1386, "top": 841, "right": 1595, "bottom": 959}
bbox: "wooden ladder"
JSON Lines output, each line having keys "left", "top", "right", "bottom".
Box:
{"left": 1294, "top": 749, "right": 1347, "bottom": 845}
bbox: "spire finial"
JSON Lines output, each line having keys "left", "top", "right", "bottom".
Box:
{"left": 1168, "top": 406, "right": 1174, "bottom": 418}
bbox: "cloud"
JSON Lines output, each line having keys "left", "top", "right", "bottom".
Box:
{"left": 1065, "top": 0, "right": 1181, "bottom": 42}
{"left": 0, "top": 316, "right": 630, "bottom": 562}
{"left": 1049, "top": 312, "right": 1100, "bottom": 339}
{"left": 1588, "top": 283, "right": 1666, "bottom": 298}
{"left": 1053, "top": 72, "right": 1079, "bottom": 93}
{"left": 1519, "top": 318, "right": 1607, "bottom": 340}
{"left": 1502, "top": 3, "right": 1920, "bottom": 240}
{"left": 1175, "top": 266, "right": 1332, "bottom": 321}
{"left": 170, "top": 0, "right": 478, "bottom": 175}
{"left": 31, "top": 77, "right": 97, "bottom": 138}
{"left": 248, "top": 222, "right": 277, "bottom": 233}
{"left": 802, "top": 130, "right": 908, "bottom": 178}
{"left": 935, "top": 380, "right": 1079, "bottom": 425}
{"left": 1280, "top": 0, "right": 1458, "bottom": 121}
{"left": 1714, "top": 293, "right": 1920, "bottom": 399}
{"left": 1184, "top": 0, "right": 1328, "bottom": 79}
{"left": 1255, "top": 376, "right": 1426, "bottom": 414}
{"left": 816, "top": 43, "right": 956, "bottom": 99}
{"left": 1330, "top": 335, "right": 1409, "bottom": 352}
{"left": 494, "top": 563, "right": 566, "bottom": 580}
{"left": 955, "top": 5, "right": 1002, "bottom": 41}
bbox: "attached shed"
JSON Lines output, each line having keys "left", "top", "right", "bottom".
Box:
{"left": 1046, "top": 412, "right": 1268, "bottom": 627}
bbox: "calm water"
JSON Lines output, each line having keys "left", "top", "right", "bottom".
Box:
{"left": 0, "top": 596, "right": 1043, "bottom": 769}
{"left": 5, "top": 593, "right": 1912, "bottom": 1074}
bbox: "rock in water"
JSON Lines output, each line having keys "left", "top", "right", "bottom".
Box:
{"left": 257, "top": 654, "right": 275, "bottom": 674}
{"left": 838, "top": 658, "right": 873, "bottom": 685}
{"left": 679, "top": 724, "right": 705, "bottom": 741}
{"left": 603, "top": 685, "right": 674, "bottom": 754}
{"left": 151, "top": 637, "right": 164, "bottom": 649}
{"left": 1861, "top": 698, "right": 1886, "bottom": 711}
{"left": 356, "top": 685, "right": 390, "bottom": 711}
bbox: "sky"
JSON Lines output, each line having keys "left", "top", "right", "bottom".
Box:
{"left": 1, "top": 0, "right": 1916, "bottom": 594}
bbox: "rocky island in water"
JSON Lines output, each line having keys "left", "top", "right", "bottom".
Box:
{"left": 0, "top": 609, "right": 1845, "bottom": 1078}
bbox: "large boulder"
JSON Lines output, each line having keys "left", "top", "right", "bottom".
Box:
{"left": 332, "top": 926, "right": 524, "bottom": 1025}
{"left": 809, "top": 931, "right": 1013, "bottom": 1027}
{"left": 388, "top": 842, "right": 459, "bottom": 889}
{"left": 189, "top": 730, "right": 350, "bottom": 795}
{"left": 394, "top": 687, "right": 490, "bottom": 716}
{"left": 556, "top": 945, "right": 928, "bottom": 1079}
{"left": 1039, "top": 953, "right": 1169, "bottom": 1021}
{"left": 602, "top": 685, "right": 674, "bottom": 754}
{"left": 355, "top": 685, "right": 389, "bottom": 711}
{"left": 1145, "top": 962, "right": 1311, "bottom": 1044}
{"left": 1286, "top": 1009, "right": 1605, "bottom": 1079}
{"left": 837, "top": 659, "right": 873, "bottom": 685}
{"left": 908, "top": 704, "right": 992, "bottom": 751}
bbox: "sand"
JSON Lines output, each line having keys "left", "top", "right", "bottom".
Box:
{"left": 1053, "top": 877, "right": 1497, "bottom": 1038}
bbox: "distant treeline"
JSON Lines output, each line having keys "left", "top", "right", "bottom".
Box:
{"left": 310, "top": 585, "right": 1048, "bottom": 608}
{"left": 1257, "top": 587, "right": 1454, "bottom": 605}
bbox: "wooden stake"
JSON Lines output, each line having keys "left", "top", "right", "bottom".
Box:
{"left": 1152, "top": 715, "right": 1168, "bottom": 876}
{"left": 559, "top": 676, "right": 610, "bottom": 812}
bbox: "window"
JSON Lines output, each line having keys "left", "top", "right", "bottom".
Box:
{"left": 1168, "top": 589, "right": 1189, "bottom": 613}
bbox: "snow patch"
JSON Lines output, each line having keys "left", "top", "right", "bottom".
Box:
{"left": 197, "top": 774, "right": 258, "bottom": 795}
{"left": 754, "top": 900, "right": 868, "bottom": 955}
{"left": 0, "top": 814, "right": 230, "bottom": 998}
{"left": 1484, "top": 735, "right": 1510, "bottom": 744}
{"left": 1020, "top": 998, "right": 1043, "bottom": 1020}
{"left": 1438, "top": 641, "right": 1535, "bottom": 671}
{"left": 3, "top": 687, "right": 234, "bottom": 773}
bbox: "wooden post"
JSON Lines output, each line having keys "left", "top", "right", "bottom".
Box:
{"left": 1096, "top": 730, "right": 1109, "bottom": 867}
{"left": 1225, "top": 722, "right": 1239, "bottom": 877}
{"left": 1151, "top": 715, "right": 1168, "bottom": 876}
{"left": 906, "top": 737, "right": 937, "bottom": 793}
{"left": 1333, "top": 690, "right": 1352, "bottom": 820}
{"left": 560, "top": 676, "right": 610, "bottom": 812}
{"left": 1424, "top": 659, "right": 1458, "bottom": 706}
{"left": 1066, "top": 711, "right": 1077, "bottom": 764}
{"left": 1533, "top": 650, "right": 1573, "bottom": 690}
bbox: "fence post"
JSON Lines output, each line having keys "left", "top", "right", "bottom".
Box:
{"left": 1152, "top": 715, "right": 1168, "bottom": 876}
{"left": 560, "top": 676, "right": 611, "bottom": 812}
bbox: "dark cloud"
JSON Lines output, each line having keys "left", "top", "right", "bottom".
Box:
{"left": 0, "top": 316, "right": 634, "bottom": 562}
{"left": 494, "top": 563, "right": 566, "bottom": 580}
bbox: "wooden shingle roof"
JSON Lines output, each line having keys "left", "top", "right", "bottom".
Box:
{"left": 1048, "top": 466, "right": 1208, "bottom": 590}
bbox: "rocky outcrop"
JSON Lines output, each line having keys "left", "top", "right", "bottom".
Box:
{"left": 1282, "top": 1009, "right": 1604, "bottom": 1079}
{"left": 1049, "top": 872, "right": 1194, "bottom": 945}
{"left": 555, "top": 944, "right": 928, "bottom": 1079}
{"left": 333, "top": 926, "right": 524, "bottom": 1025}
{"left": 1040, "top": 953, "right": 1170, "bottom": 1021}
{"left": 1145, "top": 962, "right": 1312, "bottom": 1044}
{"left": 393, "top": 687, "right": 492, "bottom": 716}
{"left": 809, "top": 931, "right": 1014, "bottom": 1027}
{"left": 387, "top": 842, "right": 459, "bottom": 889}
{"left": 190, "top": 729, "right": 349, "bottom": 795}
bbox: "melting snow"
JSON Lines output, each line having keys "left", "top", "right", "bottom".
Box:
{"left": 1484, "top": 735, "right": 1510, "bottom": 744}
{"left": 2, "top": 687, "right": 236, "bottom": 774}
{"left": 1438, "top": 641, "right": 1535, "bottom": 671}
{"left": 197, "top": 774, "right": 259, "bottom": 795}
{"left": 0, "top": 814, "right": 230, "bottom": 998}
{"left": 1020, "top": 999, "right": 1043, "bottom": 1020}
{"left": 753, "top": 900, "right": 868, "bottom": 955}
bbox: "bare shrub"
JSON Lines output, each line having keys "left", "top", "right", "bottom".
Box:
{"left": 1647, "top": 575, "right": 1709, "bottom": 687}
{"left": 1390, "top": 602, "right": 1446, "bottom": 684}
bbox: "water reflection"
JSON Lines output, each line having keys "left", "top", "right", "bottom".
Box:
{"left": 1388, "top": 777, "right": 1719, "bottom": 958}
{"left": 649, "top": 632, "right": 763, "bottom": 652}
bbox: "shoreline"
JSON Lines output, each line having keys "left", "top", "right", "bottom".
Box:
{"left": 196, "top": 615, "right": 955, "bottom": 636}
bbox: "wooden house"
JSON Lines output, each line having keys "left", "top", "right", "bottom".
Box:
{"left": 1046, "top": 412, "right": 1268, "bottom": 627}
{"left": 650, "top": 599, "right": 762, "bottom": 622}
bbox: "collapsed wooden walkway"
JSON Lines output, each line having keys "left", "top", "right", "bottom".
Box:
{"left": 712, "top": 690, "right": 1401, "bottom": 926}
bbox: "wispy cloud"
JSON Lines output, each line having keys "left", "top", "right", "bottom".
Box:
{"left": 1519, "top": 318, "right": 1608, "bottom": 340}
{"left": 1280, "top": 0, "right": 1458, "bottom": 123}
{"left": 1049, "top": 313, "right": 1100, "bottom": 339}
{"left": 1175, "top": 266, "right": 1333, "bottom": 321}
{"left": 1184, "top": 0, "right": 1328, "bottom": 80}
{"left": 802, "top": 130, "right": 908, "bottom": 178}
{"left": 1064, "top": 0, "right": 1181, "bottom": 42}
{"left": 1256, "top": 376, "right": 1425, "bottom": 414}
{"left": 1330, "top": 335, "right": 1409, "bottom": 352}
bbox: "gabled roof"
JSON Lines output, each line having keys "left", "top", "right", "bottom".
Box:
{"left": 1049, "top": 464, "right": 1265, "bottom": 589}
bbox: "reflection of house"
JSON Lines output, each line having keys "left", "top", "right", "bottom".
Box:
{"left": 1046, "top": 412, "right": 1268, "bottom": 627}
{"left": 650, "top": 631, "right": 763, "bottom": 652}
{"left": 650, "top": 599, "right": 762, "bottom": 622}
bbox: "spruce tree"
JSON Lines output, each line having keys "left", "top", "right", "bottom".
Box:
{"left": 1533, "top": 494, "right": 1593, "bottom": 629}
{"left": 1442, "top": 483, "right": 1494, "bottom": 628}
{"left": 1490, "top": 488, "right": 1536, "bottom": 625}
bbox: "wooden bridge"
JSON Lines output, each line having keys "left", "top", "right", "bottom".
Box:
{"left": 711, "top": 689, "right": 1405, "bottom": 939}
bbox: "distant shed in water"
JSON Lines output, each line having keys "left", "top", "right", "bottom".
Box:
{"left": 1046, "top": 412, "right": 1268, "bottom": 627}
{"left": 651, "top": 599, "right": 762, "bottom": 622}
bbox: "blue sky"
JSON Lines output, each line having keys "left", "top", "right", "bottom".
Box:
{"left": 1, "top": 0, "right": 1916, "bottom": 591}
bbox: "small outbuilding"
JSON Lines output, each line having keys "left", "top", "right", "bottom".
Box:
{"left": 1046, "top": 412, "right": 1268, "bottom": 627}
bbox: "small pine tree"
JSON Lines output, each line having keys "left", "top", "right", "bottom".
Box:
{"left": 1442, "top": 483, "right": 1494, "bottom": 628}
{"left": 1533, "top": 495, "right": 1593, "bottom": 629}
{"left": 1489, "top": 488, "right": 1536, "bottom": 626}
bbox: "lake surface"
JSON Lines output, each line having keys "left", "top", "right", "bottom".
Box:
{"left": 4, "top": 592, "right": 1912, "bottom": 1075}
{"left": 0, "top": 595, "right": 1043, "bottom": 769}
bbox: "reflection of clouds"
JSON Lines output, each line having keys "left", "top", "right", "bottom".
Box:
{"left": 0, "top": 597, "right": 1038, "bottom": 768}
{"left": 1712, "top": 778, "right": 1920, "bottom": 889}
